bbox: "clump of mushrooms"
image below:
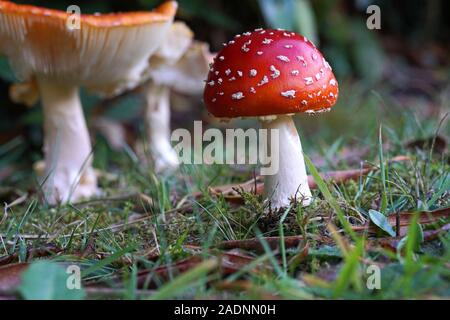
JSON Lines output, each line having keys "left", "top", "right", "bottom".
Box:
{"left": 0, "top": 1, "right": 178, "bottom": 204}
{"left": 204, "top": 29, "right": 339, "bottom": 209}
{"left": 144, "top": 22, "right": 212, "bottom": 172}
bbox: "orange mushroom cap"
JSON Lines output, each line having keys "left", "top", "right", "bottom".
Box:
{"left": 0, "top": 1, "right": 178, "bottom": 96}
{"left": 203, "top": 29, "right": 339, "bottom": 118}
{"left": 0, "top": 1, "right": 177, "bottom": 27}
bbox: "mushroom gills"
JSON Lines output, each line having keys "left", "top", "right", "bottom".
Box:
{"left": 261, "top": 115, "right": 312, "bottom": 209}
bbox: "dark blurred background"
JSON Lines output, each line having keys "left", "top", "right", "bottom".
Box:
{"left": 1, "top": 0, "right": 449, "bottom": 182}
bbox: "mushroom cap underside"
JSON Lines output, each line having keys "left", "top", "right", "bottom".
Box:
{"left": 0, "top": 1, "right": 178, "bottom": 96}
{"left": 149, "top": 41, "right": 213, "bottom": 94}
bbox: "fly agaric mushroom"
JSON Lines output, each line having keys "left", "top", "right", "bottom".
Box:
{"left": 0, "top": 1, "right": 177, "bottom": 204}
{"left": 203, "top": 29, "right": 339, "bottom": 209}
{"left": 144, "top": 22, "right": 212, "bottom": 172}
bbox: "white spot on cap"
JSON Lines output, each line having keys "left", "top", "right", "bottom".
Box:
{"left": 215, "top": 71, "right": 219, "bottom": 76}
{"left": 229, "top": 40, "right": 235, "bottom": 45}
{"left": 225, "top": 69, "right": 231, "bottom": 76}
{"left": 284, "top": 45, "right": 293, "bottom": 49}
{"left": 262, "top": 38, "right": 273, "bottom": 45}
{"left": 218, "top": 78, "right": 223, "bottom": 84}
{"left": 250, "top": 69, "right": 258, "bottom": 77}
{"left": 270, "top": 65, "right": 280, "bottom": 79}
{"left": 212, "top": 98, "right": 217, "bottom": 102}
{"left": 281, "top": 90, "right": 296, "bottom": 98}
{"left": 255, "top": 28, "right": 263, "bottom": 32}
{"left": 219, "top": 92, "right": 224, "bottom": 96}
{"left": 302, "top": 100, "right": 308, "bottom": 106}
{"left": 277, "top": 55, "right": 290, "bottom": 63}
{"left": 315, "top": 73, "right": 321, "bottom": 81}
{"left": 257, "top": 76, "right": 269, "bottom": 87}
{"left": 243, "top": 32, "right": 252, "bottom": 36}
{"left": 304, "top": 77, "right": 313, "bottom": 85}
{"left": 237, "top": 71, "right": 243, "bottom": 77}
{"left": 330, "top": 79, "right": 337, "bottom": 86}
{"left": 283, "top": 32, "right": 292, "bottom": 37}
{"left": 242, "top": 40, "right": 252, "bottom": 52}
{"left": 208, "top": 81, "right": 215, "bottom": 86}
{"left": 297, "top": 56, "right": 307, "bottom": 67}
{"left": 232, "top": 92, "right": 245, "bottom": 100}
{"left": 250, "top": 87, "right": 256, "bottom": 94}
{"left": 312, "top": 53, "right": 318, "bottom": 60}
{"left": 291, "top": 70, "right": 300, "bottom": 76}
{"left": 229, "top": 77, "right": 236, "bottom": 82}
{"left": 257, "top": 51, "right": 264, "bottom": 56}
{"left": 219, "top": 56, "right": 225, "bottom": 61}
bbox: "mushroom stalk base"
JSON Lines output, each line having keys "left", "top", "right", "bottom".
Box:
{"left": 261, "top": 115, "right": 312, "bottom": 209}
{"left": 145, "top": 82, "right": 180, "bottom": 173}
{"left": 38, "top": 79, "right": 97, "bottom": 204}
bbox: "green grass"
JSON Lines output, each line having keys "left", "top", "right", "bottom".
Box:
{"left": 0, "top": 82, "right": 449, "bottom": 300}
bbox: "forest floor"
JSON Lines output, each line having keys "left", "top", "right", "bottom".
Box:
{"left": 0, "top": 79, "right": 449, "bottom": 300}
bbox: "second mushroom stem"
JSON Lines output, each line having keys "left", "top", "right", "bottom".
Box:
{"left": 261, "top": 115, "right": 312, "bottom": 209}
{"left": 38, "top": 79, "right": 97, "bottom": 204}
{"left": 144, "top": 82, "right": 180, "bottom": 173}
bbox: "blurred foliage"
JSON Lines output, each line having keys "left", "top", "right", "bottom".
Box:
{"left": 0, "top": 0, "right": 448, "bottom": 149}
{"left": 2, "top": 0, "right": 447, "bottom": 83}
{"left": 258, "top": 0, "right": 318, "bottom": 44}
{"left": 0, "top": 57, "right": 16, "bottom": 83}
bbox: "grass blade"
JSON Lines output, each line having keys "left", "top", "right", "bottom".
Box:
{"left": 149, "top": 259, "right": 218, "bottom": 300}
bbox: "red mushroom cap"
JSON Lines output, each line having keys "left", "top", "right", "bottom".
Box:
{"left": 203, "top": 29, "right": 339, "bottom": 118}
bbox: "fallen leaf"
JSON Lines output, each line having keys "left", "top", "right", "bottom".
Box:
{"left": 0, "top": 263, "right": 29, "bottom": 293}
{"left": 353, "top": 207, "right": 450, "bottom": 237}
{"left": 99, "top": 250, "right": 263, "bottom": 290}
{"left": 0, "top": 245, "right": 62, "bottom": 267}
{"left": 368, "top": 223, "right": 450, "bottom": 251}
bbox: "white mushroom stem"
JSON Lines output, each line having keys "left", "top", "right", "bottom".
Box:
{"left": 144, "top": 82, "right": 180, "bottom": 172}
{"left": 261, "top": 115, "right": 312, "bottom": 209}
{"left": 38, "top": 79, "right": 97, "bottom": 204}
